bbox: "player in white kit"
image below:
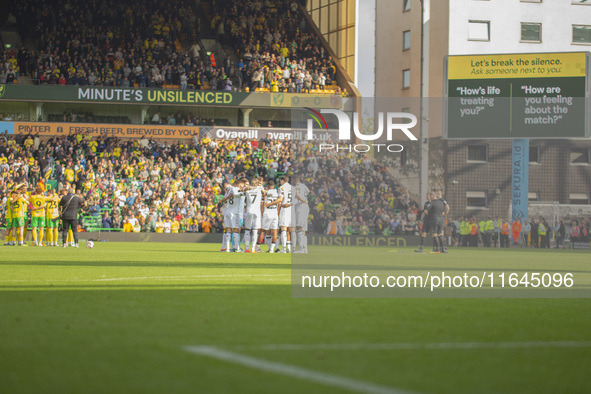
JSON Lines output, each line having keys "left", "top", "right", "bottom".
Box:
{"left": 243, "top": 178, "right": 264, "bottom": 253}
{"left": 220, "top": 184, "right": 233, "bottom": 252}
{"left": 220, "top": 179, "right": 246, "bottom": 252}
{"left": 278, "top": 176, "right": 294, "bottom": 253}
{"left": 293, "top": 175, "right": 310, "bottom": 253}
{"left": 261, "top": 179, "right": 282, "bottom": 253}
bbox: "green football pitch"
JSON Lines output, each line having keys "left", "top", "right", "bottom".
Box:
{"left": 1, "top": 243, "right": 590, "bottom": 394}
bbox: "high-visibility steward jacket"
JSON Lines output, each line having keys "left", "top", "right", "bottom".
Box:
{"left": 460, "top": 221, "right": 470, "bottom": 235}
{"left": 485, "top": 220, "right": 494, "bottom": 232}
{"left": 327, "top": 221, "right": 338, "bottom": 234}
{"left": 501, "top": 222, "right": 510, "bottom": 235}
{"left": 478, "top": 220, "right": 486, "bottom": 233}
{"left": 538, "top": 223, "right": 546, "bottom": 236}
{"left": 470, "top": 222, "right": 479, "bottom": 235}
{"left": 512, "top": 220, "right": 522, "bottom": 234}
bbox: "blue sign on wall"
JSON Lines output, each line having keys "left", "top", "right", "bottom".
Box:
{"left": 0, "top": 121, "right": 15, "bottom": 134}
{"left": 511, "top": 139, "right": 529, "bottom": 225}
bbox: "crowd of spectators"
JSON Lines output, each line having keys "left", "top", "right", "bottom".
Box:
{"left": 212, "top": 0, "right": 339, "bottom": 93}
{"left": 2, "top": 130, "right": 590, "bottom": 241}
{"left": 148, "top": 112, "right": 217, "bottom": 126}
{"left": 291, "top": 141, "right": 420, "bottom": 236}
{"left": 0, "top": 130, "right": 287, "bottom": 233}
{"left": 0, "top": 113, "right": 27, "bottom": 121}
{"left": 0, "top": 128, "right": 418, "bottom": 235}
{"left": 0, "top": 56, "right": 19, "bottom": 83}
{"left": 45, "top": 110, "right": 130, "bottom": 124}
{"left": 4, "top": 0, "right": 342, "bottom": 95}
{"left": 8, "top": 0, "right": 203, "bottom": 88}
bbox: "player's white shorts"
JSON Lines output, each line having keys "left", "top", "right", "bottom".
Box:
{"left": 278, "top": 207, "right": 292, "bottom": 227}
{"left": 295, "top": 205, "right": 309, "bottom": 231}
{"left": 225, "top": 211, "right": 241, "bottom": 229}
{"left": 244, "top": 211, "right": 262, "bottom": 230}
{"left": 262, "top": 215, "right": 279, "bottom": 231}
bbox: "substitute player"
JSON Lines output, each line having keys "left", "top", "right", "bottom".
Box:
{"left": 29, "top": 186, "right": 47, "bottom": 246}
{"left": 244, "top": 178, "right": 264, "bottom": 253}
{"left": 278, "top": 176, "right": 294, "bottom": 253}
{"left": 45, "top": 188, "right": 60, "bottom": 246}
{"left": 262, "top": 180, "right": 282, "bottom": 253}
{"left": 293, "top": 175, "right": 310, "bottom": 253}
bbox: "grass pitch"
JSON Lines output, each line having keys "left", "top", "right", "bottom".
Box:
{"left": 1, "top": 243, "right": 590, "bottom": 394}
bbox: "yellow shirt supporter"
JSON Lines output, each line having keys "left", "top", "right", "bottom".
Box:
{"left": 155, "top": 221, "right": 164, "bottom": 233}
{"left": 30, "top": 194, "right": 46, "bottom": 217}
{"left": 65, "top": 168, "right": 75, "bottom": 183}
{"left": 171, "top": 220, "right": 180, "bottom": 233}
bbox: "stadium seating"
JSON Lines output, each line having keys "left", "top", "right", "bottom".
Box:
{"left": 3, "top": 0, "right": 344, "bottom": 95}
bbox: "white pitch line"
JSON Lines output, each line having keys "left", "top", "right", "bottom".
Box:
{"left": 229, "top": 341, "right": 591, "bottom": 351}
{"left": 184, "top": 346, "right": 416, "bottom": 394}
{"left": 93, "top": 273, "right": 290, "bottom": 282}
{"left": 0, "top": 274, "right": 290, "bottom": 284}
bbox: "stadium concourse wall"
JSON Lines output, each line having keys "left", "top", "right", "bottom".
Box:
{"left": 79, "top": 232, "right": 427, "bottom": 246}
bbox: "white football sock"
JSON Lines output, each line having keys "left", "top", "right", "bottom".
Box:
{"left": 297, "top": 231, "right": 304, "bottom": 250}
{"left": 233, "top": 233, "right": 240, "bottom": 250}
{"left": 244, "top": 230, "right": 251, "bottom": 249}
{"left": 251, "top": 229, "right": 258, "bottom": 250}
{"left": 280, "top": 230, "right": 287, "bottom": 250}
{"left": 224, "top": 232, "right": 231, "bottom": 250}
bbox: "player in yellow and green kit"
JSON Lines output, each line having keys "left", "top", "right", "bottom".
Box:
{"left": 45, "top": 189, "right": 61, "bottom": 246}
{"left": 4, "top": 190, "right": 17, "bottom": 246}
{"left": 21, "top": 185, "right": 31, "bottom": 242}
{"left": 11, "top": 187, "right": 29, "bottom": 246}
{"left": 30, "top": 186, "right": 47, "bottom": 246}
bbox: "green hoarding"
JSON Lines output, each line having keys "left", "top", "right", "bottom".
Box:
{"left": 0, "top": 85, "right": 345, "bottom": 109}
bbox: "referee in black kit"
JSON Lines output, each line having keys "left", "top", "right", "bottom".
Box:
{"left": 428, "top": 191, "right": 449, "bottom": 254}
{"left": 59, "top": 188, "right": 84, "bottom": 248}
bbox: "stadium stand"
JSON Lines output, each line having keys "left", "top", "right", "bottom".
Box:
{"left": 0, "top": 131, "right": 420, "bottom": 235}
{"left": 3, "top": 0, "right": 343, "bottom": 95}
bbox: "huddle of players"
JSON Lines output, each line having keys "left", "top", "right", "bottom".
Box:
{"left": 3, "top": 185, "right": 65, "bottom": 247}
{"left": 220, "top": 175, "right": 310, "bottom": 253}
{"left": 415, "top": 190, "right": 450, "bottom": 254}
